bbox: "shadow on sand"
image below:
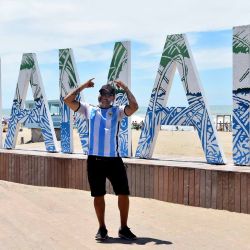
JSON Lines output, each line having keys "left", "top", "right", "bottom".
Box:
{"left": 97, "top": 237, "right": 172, "bottom": 246}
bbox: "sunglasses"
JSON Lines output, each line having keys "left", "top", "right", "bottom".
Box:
{"left": 100, "top": 91, "right": 114, "bottom": 97}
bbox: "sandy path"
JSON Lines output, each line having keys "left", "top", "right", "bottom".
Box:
{"left": 1, "top": 180, "right": 250, "bottom": 250}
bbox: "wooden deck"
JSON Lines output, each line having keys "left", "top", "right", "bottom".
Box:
{"left": 0, "top": 149, "right": 249, "bottom": 214}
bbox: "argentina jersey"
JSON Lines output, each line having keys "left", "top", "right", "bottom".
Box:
{"left": 77, "top": 102, "right": 127, "bottom": 157}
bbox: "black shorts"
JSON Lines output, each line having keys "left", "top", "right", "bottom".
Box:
{"left": 87, "top": 155, "right": 130, "bottom": 197}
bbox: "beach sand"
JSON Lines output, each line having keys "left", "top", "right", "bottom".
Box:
{"left": 1, "top": 180, "right": 250, "bottom": 250}
{"left": 4, "top": 128, "right": 232, "bottom": 160}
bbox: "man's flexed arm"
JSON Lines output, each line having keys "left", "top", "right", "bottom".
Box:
{"left": 114, "top": 80, "right": 139, "bottom": 116}
{"left": 64, "top": 78, "right": 95, "bottom": 112}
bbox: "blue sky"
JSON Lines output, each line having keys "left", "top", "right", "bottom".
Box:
{"left": 1, "top": 0, "right": 249, "bottom": 109}
{"left": 2, "top": 29, "right": 233, "bottom": 108}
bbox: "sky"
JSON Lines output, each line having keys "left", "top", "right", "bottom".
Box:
{"left": 0, "top": 0, "right": 250, "bottom": 109}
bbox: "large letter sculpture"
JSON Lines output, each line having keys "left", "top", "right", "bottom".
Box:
{"left": 107, "top": 41, "right": 131, "bottom": 157}
{"left": 4, "top": 53, "right": 58, "bottom": 152}
{"left": 135, "top": 34, "right": 226, "bottom": 164}
{"left": 233, "top": 25, "right": 250, "bottom": 166}
{"left": 59, "top": 42, "right": 131, "bottom": 156}
{"left": 59, "top": 48, "right": 88, "bottom": 154}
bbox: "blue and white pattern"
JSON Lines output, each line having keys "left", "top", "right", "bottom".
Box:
{"left": 233, "top": 25, "right": 250, "bottom": 166}
{"left": 59, "top": 48, "right": 89, "bottom": 154}
{"left": 4, "top": 53, "right": 58, "bottom": 152}
{"left": 107, "top": 41, "right": 131, "bottom": 157}
{"left": 135, "top": 34, "right": 225, "bottom": 164}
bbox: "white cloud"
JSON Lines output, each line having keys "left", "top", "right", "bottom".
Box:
{"left": 192, "top": 47, "right": 232, "bottom": 70}
{"left": 0, "top": 0, "right": 249, "bottom": 55}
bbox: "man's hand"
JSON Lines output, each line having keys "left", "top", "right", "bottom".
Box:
{"left": 114, "top": 79, "right": 138, "bottom": 116}
{"left": 114, "top": 80, "right": 128, "bottom": 90}
{"left": 82, "top": 78, "right": 95, "bottom": 89}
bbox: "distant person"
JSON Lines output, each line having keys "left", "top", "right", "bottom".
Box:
{"left": 64, "top": 78, "right": 138, "bottom": 241}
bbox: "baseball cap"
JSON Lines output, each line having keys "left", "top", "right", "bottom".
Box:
{"left": 99, "top": 84, "right": 116, "bottom": 96}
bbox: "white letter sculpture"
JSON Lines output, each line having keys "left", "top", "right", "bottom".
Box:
{"left": 59, "top": 42, "right": 131, "bottom": 156}
{"left": 59, "top": 48, "right": 89, "bottom": 154}
{"left": 233, "top": 25, "right": 250, "bottom": 166}
{"left": 107, "top": 41, "right": 131, "bottom": 157}
{"left": 135, "top": 34, "right": 226, "bottom": 164}
{"left": 4, "top": 53, "right": 58, "bottom": 152}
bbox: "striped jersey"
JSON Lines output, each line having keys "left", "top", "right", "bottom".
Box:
{"left": 77, "top": 102, "right": 127, "bottom": 157}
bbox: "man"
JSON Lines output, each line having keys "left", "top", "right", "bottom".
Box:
{"left": 64, "top": 78, "right": 138, "bottom": 241}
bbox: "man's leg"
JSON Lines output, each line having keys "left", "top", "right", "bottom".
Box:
{"left": 118, "top": 194, "right": 129, "bottom": 227}
{"left": 94, "top": 195, "right": 106, "bottom": 227}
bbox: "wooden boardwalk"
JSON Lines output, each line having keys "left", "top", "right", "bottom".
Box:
{"left": 0, "top": 149, "right": 249, "bottom": 214}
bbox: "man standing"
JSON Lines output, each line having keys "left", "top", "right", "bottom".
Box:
{"left": 64, "top": 78, "right": 138, "bottom": 240}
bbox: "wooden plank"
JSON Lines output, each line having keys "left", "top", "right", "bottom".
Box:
{"left": 205, "top": 170, "right": 212, "bottom": 208}
{"left": 61, "top": 158, "right": 67, "bottom": 188}
{"left": 37, "top": 156, "right": 42, "bottom": 186}
{"left": 28, "top": 155, "right": 33, "bottom": 185}
{"left": 47, "top": 157, "right": 53, "bottom": 187}
{"left": 216, "top": 171, "right": 223, "bottom": 210}
{"left": 74, "top": 158, "right": 80, "bottom": 189}
{"left": 167, "top": 167, "right": 174, "bottom": 203}
{"left": 158, "top": 166, "right": 164, "bottom": 201}
{"left": 4, "top": 153, "right": 8, "bottom": 180}
{"left": 222, "top": 172, "right": 229, "bottom": 211}
{"left": 140, "top": 165, "right": 145, "bottom": 198}
{"left": 149, "top": 165, "right": 154, "bottom": 199}
{"left": 228, "top": 172, "right": 235, "bottom": 212}
{"left": 178, "top": 168, "right": 184, "bottom": 204}
{"left": 211, "top": 171, "right": 217, "bottom": 209}
{"left": 144, "top": 165, "right": 150, "bottom": 198}
{"left": 71, "top": 159, "right": 77, "bottom": 189}
{"left": 199, "top": 170, "right": 206, "bottom": 208}
{"left": 23, "top": 154, "right": 28, "bottom": 184}
{"left": 194, "top": 169, "right": 200, "bottom": 207}
{"left": 131, "top": 164, "right": 136, "bottom": 196}
{"left": 22, "top": 154, "right": 28, "bottom": 184}
{"left": 43, "top": 156, "right": 48, "bottom": 187}
{"left": 248, "top": 174, "right": 250, "bottom": 214}
{"left": 135, "top": 164, "right": 141, "bottom": 197}
{"left": 163, "top": 167, "right": 169, "bottom": 202}
{"left": 153, "top": 166, "right": 159, "bottom": 200}
{"left": 234, "top": 173, "right": 241, "bottom": 213}
{"left": 189, "top": 169, "right": 195, "bottom": 206}
{"left": 41, "top": 155, "right": 46, "bottom": 186}
{"left": 14, "top": 154, "right": 20, "bottom": 183}
{"left": 0, "top": 153, "right": 4, "bottom": 180}
{"left": 173, "top": 168, "right": 179, "bottom": 203}
{"left": 77, "top": 159, "right": 83, "bottom": 190}
{"left": 240, "top": 173, "right": 248, "bottom": 213}
{"left": 6, "top": 153, "right": 11, "bottom": 182}
{"left": 183, "top": 169, "right": 189, "bottom": 205}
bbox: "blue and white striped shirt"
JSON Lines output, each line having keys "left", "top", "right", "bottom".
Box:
{"left": 77, "top": 102, "right": 127, "bottom": 157}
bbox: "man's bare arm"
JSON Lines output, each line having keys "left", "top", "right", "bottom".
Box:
{"left": 114, "top": 80, "right": 139, "bottom": 116}
{"left": 64, "top": 78, "right": 94, "bottom": 112}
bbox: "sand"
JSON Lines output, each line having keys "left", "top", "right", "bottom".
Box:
{"left": 2, "top": 128, "right": 233, "bottom": 160}
{"left": 1, "top": 180, "right": 250, "bottom": 250}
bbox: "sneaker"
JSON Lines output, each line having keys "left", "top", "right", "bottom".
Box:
{"left": 118, "top": 226, "right": 137, "bottom": 240}
{"left": 95, "top": 226, "right": 108, "bottom": 240}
